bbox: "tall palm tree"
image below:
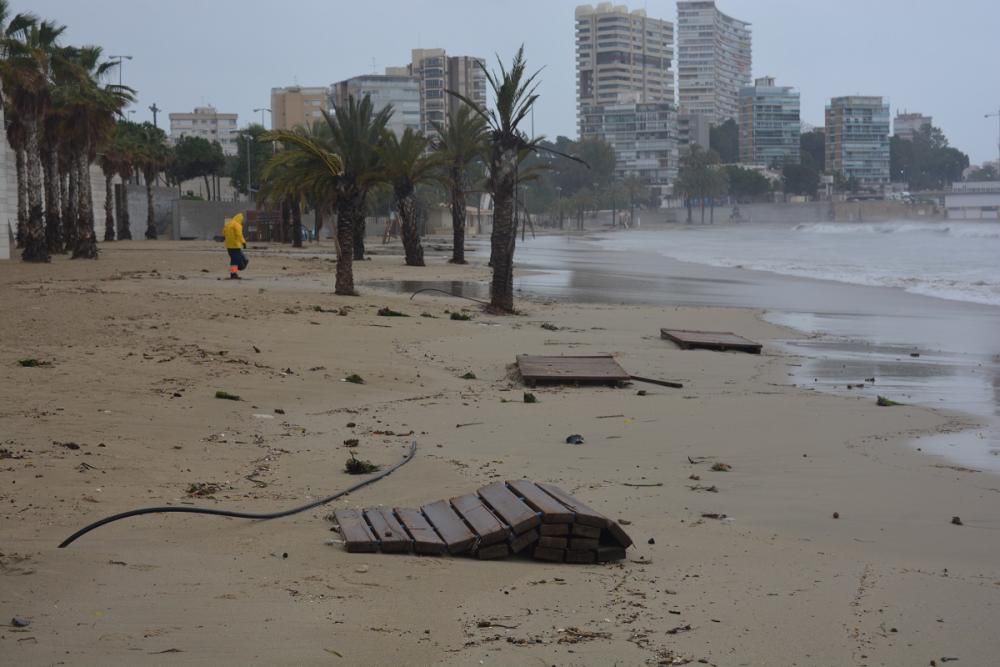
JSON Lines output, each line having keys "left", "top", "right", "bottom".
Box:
{"left": 378, "top": 128, "right": 440, "bottom": 267}
{"left": 0, "top": 14, "right": 64, "bottom": 262}
{"left": 133, "top": 122, "right": 171, "bottom": 239}
{"left": 0, "top": 1, "right": 34, "bottom": 249}
{"left": 449, "top": 46, "right": 546, "bottom": 313}
{"left": 432, "top": 106, "right": 487, "bottom": 264}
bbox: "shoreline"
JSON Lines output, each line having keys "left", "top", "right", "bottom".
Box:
{"left": 2, "top": 241, "right": 998, "bottom": 665}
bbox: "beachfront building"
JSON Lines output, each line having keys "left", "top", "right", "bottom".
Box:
{"left": 330, "top": 74, "right": 420, "bottom": 137}
{"left": 270, "top": 86, "right": 328, "bottom": 130}
{"left": 168, "top": 106, "right": 239, "bottom": 156}
{"left": 580, "top": 101, "right": 679, "bottom": 201}
{"left": 738, "top": 77, "right": 800, "bottom": 167}
{"left": 825, "top": 96, "right": 891, "bottom": 189}
{"left": 389, "top": 49, "right": 487, "bottom": 134}
{"left": 894, "top": 112, "right": 932, "bottom": 141}
{"left": 945, "top": 181, "right": 1000, "bottom": 220}
{"left": 574, "top": 4, "right": 675, "bottom": 135}
{"left": 677, "top": 112, "right": 711, "bottom": 155}
{"left": 676, "top": 1, "right": 752, "bottom": 124}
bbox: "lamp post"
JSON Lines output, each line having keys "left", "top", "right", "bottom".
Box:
{"left": 987, "top": 109, "right": 1000, "bottom": 177}
{"left": 110, "top": 55, "right": 133, "bottom": 118}
{"left": 555, "top": 185, "right": 563, "bottom": 230}
{"left": 253, "top": 107, "right": 272, "bottom": 128}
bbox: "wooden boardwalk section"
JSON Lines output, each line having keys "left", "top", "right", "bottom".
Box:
{"left": 517, "top": 355, "right": 631, "bottom": 387}
{"left": 660, "top": 328, "right": 763, "bottom": 354}
{"left": 333, "top": 481, "right": 632, "bottom": 564}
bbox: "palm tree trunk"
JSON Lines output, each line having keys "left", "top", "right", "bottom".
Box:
{"left": 489, "top": 148, "right": 518, "bottom": 313}
{"left": 74, "top": 146, "right": 98, "bottom": 259}
{"left": 291, "top": 198, "right": 303, "bottom": 248}
{"left": 334, "top": 197, "right": 357, "bottom": 295}
{"left": 15, "top": 147, "right": 27, "bottom": 249}
{"left": 449, "top": 168, "right": 466, "bottom": 264}
{"left": 20, "top": 118, "right": 49, "bottom": 263}
{"left": 103, "top": 169, "right": 116, "bottom": 241}
{"left": 43, "top": 143, "right": 63, "bottom": 253}
{"left": 203, "top": 174, "right": 212, "bottom": 201}
{"left": 117, "top": 169, "right": 132, "bottom": 240}
{"left": 144, "top": 169, "right": 157, "bottom": 239}
{"left": 398, "top": 191, "right": 424, "bottom": 267}
{"left": 64, "top": 162, "right": 78, "bottom": 247}
{"left": 314, "top": 206, "right": 324, "bottom": 242}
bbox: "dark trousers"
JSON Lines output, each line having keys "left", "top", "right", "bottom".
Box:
{"left": 227, "top": 248, "right": 248, "bottom": 271}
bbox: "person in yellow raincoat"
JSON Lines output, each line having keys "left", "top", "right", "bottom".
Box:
{"left": 223, "top": 213, "right": 248, "bottom": 279}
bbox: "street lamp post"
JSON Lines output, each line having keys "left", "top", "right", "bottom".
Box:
{"left": 987, "top": 109, "right": 1000, "bottom": 176}
{"left": 253, "top": 107, "right": 272, "bottom": 128}
{"left": 109, "top": 55, "right": 133, "bottom": 118}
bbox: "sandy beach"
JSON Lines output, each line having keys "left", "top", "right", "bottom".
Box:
{"left": 2, "top": 240, "right": 999, "bottom": 666}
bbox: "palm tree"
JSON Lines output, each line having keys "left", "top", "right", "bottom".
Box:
{"left": 379, "top": 128, "right": 440, "bottom": 266}
{"left": 431, "top": 106, "right": 486, "bottom": 264}
{"left": 0, "top": 13, "right": 64, "bottom": 262}
{"left": 0, "top": 1, "right": 34, "bottom": 249}
{"left": 133, "top": 122, "right": 171, "bottom": 239}
{"left": 449, "top": 46, "right": 545, "bottom": 313}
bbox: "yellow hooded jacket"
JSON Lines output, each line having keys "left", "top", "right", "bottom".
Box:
{"left": 223, "top": 213, "right": 246, "bottom": 249}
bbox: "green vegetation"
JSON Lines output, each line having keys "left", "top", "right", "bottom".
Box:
{"left": 523, "top": 392, "right": 538, "bottom": 404}
{"left": 376, "top": 306, "right": 408, "bottom": 317}
{"left": 344, "top": 373, "right": 365, "bottom": 384}
{"left": 345, "top": 452, "right": 379, "bottom": 474}
{"left": 709, "top": 119, "right": 739, "bottom": 163}
{"left": 876, "top": 395, "right": 903, "bottom": 407}
{"left": 674, "top": 145, "right": 729, "bottom": 223}
{"left": 450, "top": 311, "right": 472, "bottom": 321}
{"left": 17, "top": 358, "right": 50, "bottom": 367}
{"left": 214, "top": 390, "right": 241, "bottom": 401}
{"left": 461, "top": 371, "right": 477, "bottom": 380}
{"left": 890, "top": 125, "right": 969, "bottom": 190}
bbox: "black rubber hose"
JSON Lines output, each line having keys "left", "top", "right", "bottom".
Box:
{"left": 58, "top": 440, "right": 417, "bottom": 548}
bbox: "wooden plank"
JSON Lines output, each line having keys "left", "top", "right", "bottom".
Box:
{"left": 363, "top": 508, "right": 411, "bottom": 554}
{"left": 538, "top": 536, "right": 568, "bottom": 549}
{"left": 660, "top": 328, "right": 762, "bottom": 354}
{"left": 477, "top": 482, "right": 541, "bottom": 534}
{"left": 596, "top": 546, "right": 628, "bottom": 562}
{"left": 533, "top": 546, "right": 565, "bottom": 562}
{"left": 510, "top": 529, "right": 539, "bottom": 554}
{"left": 451, "top": 494, "right": 509, "bottom": 546}
{"left": 476, "top": 543, "right": 510, "bottom": 560}
{"left": 535, "top": 483, "right": 609, "bottom": 528}
{"left": 539, "top": 523, "right": 570, "bottom": 536}
{"left": 421, "top": 500, "right": 476, "bottom": 555}
{"left": 334, "top": 509, "right": 378, "bottom": 553}
{"left": 566, "top": 550, "right": 597, "bottom": 564}
{"left": 569, "top": 537, "right": 600, "bottom": 551}
{"left": 394, "top": 508, "right": 446, "bottom": 555}
{"left": 570, "top": 523, "right": 601, "bottom": 539}
{"left": 506, "top": 480, "right": 575, "bottom": 523}
{"left": 606, "top": 521, "right": 634, "bottom": 549}
{"left": 516, "top": 354, "right": 631, "bottom": 385}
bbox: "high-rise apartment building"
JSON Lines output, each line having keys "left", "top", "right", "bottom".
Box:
{"left": 893, "top": 112, "right": 932, "bottom": 141}
{"left": 579, "top": 102, "right": 679, "bottom": 201}
{"left": 574, "top": 4, "right": 674, "bottom": 134}
{"left": 330, "top": 74, "right": 421, "bottom": 137}
{"left": 738, "top": 77, "right": 800, "bottom": 167}
{"left": 168, "top": 106, "right": 239, "bottom": 155}
{"left": 825, "top": 96, "right": 891, "bottom": 188}
{"left": 270, "top": 86, "right": 328, "bottom": 130}
{"left": 396, "top": 49, "right": 486, "bottom": 133}
{"left": 677, "top": 112, "right": 711, "bottom": 155}
{"left": 677, "top": 1, "right": 752, "bottom": 124}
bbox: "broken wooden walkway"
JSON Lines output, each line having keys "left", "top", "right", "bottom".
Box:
{"left": 333, "top": 481, "right": 632, "bottom": 563}
{"left": 517, "top": 354, "right": 631, "bottom": 387}
{"left": 660, "top": 328, "right": 762, "bottom": 354}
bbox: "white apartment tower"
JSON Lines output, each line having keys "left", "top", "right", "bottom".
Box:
{"left": 168, "top": 106, "right": 239, "bottom": 155}
{"left": 575, "top": 3, "right": 675, "bottom": 133}
{"left": 677, "top": 1, "right": 752, "bottom": 124}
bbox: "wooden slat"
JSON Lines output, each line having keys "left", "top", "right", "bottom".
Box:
{"left": 566, "top": 550, "right": 596, "bottom": 564}
{"left": 660, "top": 328, "right": 762, "bottom": 354}
{"left": 478, "top": 482, "right": 541, "bottom": 534}
{"left": 421, "top": 500, "right": 476, "bottom": 555}
{"left": 597, "top": 546, "right": 627, "bottom": 562}
{"left": 506, "top": 480, "right": 575, "bottom": 523}
{"left": 533, "top": 546, "right": 565, "bottom": 562}
{"left": 476, "top": 543, "right": 510, "bottom": 560}
{"left": 570, "top": 523, "right": 601, "bottom": 539}
{"left": 516, "top": 354, "right": 631, "bottom": 384}
{"left": 363, "top": 508, "right": 411, "bottom": 553}
{"left": 334, "top": 509, "right": 378, "bottom": 553}
{"left": 394, "top": 508, "right": 446, "bottom": 555}
{"left": 510, "top": 529, "right": 540, "bottom": 554}
{"left": 451, "top": 494, "right": 509, "bottom": 546}
{"left": 535, "top": 483, "right": 609, "bottom": 528}
{"left": 538, "top": 536, "right": 568, "bottom": 549}
{"left": 569, "top": 537, "right": 600, "bottom": 551}
{"left": 540, "top": 523, "right": 570, "bottom": 536}
{"left": 606, "top": 521, "right": 634, "bottom": 549}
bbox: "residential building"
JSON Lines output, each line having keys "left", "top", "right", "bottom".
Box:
{"left": 395, "top": 49, "right": 487, "bottom": 133}
{"left": 677, "top": 112, "right": 710, "bottom": 154}
{"left": 270, "top": 86, "right": 328, "bottom": 130}
{"left": 894, "top": 112, "right": 932, "bottom": 141}
{"left": 825, "top": 96, "right": 891, "bottom": 188}
{"left": 574, "top": 4, "right": 675, "bottom": 135}
{"left": 738, "top": 76, "right": 800, "bottom": 167}
{"left": 677, "top": 1, "right": 752, "bottom": 124}
{"left": 330, "top": 74, "right": 420, "bottom": 137}
{"left": 579, "top": 101, "right": 679, "bottom": 202}
{"left": 168, "top": 106, "right": 239, "bottom": 155}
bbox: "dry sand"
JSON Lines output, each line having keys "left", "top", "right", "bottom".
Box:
{"left": 1, "top": 240, "right": 998, "bottom": 666}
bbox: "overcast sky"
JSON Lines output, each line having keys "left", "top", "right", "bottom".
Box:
{"left": 23, "top": 0, "right": 1000, "bottom": 164}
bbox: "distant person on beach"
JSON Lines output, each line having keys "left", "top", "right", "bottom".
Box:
{"left": 223, "top": 213, "right": 248, "bottom": 280}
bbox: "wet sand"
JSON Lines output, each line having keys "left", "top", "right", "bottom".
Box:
{"left": 2, "top": 240, "right": 999, "bottom": 666}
